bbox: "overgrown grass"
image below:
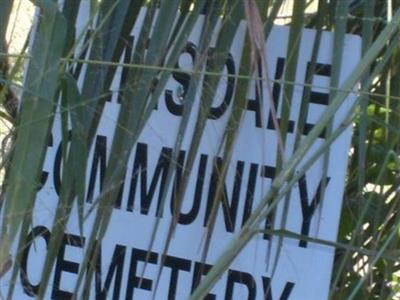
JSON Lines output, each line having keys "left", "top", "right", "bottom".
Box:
{"left": 0, "top": 1, "right": 399, "bottom": 299}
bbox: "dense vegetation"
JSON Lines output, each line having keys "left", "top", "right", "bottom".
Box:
{"left": 0, "top": 0, "right": 399, "bottom": 299}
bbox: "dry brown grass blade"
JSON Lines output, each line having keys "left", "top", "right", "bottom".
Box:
{"left": 244, "top": 0, "right": 285, "bottom": 157}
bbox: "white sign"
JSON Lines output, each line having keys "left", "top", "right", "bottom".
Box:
{"left": 4, "top": 5, "right": 361, "bottom": 300}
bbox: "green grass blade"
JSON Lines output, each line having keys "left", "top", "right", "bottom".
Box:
{"left": 0, "top": 0, "right": 66, "bottom": 270}
{"left": 278, "top": 0, "right": 306, "bottom": 166}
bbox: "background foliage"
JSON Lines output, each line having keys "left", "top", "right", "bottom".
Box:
{"left": 0, "top": 0, "right": 399, "bottom": 299}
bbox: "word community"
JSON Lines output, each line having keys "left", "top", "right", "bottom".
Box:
{"left": 46, "top": 137, "right": 329, "bottom": 248}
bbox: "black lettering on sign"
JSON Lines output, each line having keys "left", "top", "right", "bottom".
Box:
{"left": 307, "top": 63, "right": 331, "bottom": 106}
{"left": 52, "top": 233, "right": 85, "bottom": 299}
{"left": 127, "top": 143, "right": 172, "bottom": 216}
{"left": 246, "top": 57, "right": 295, "bottom": 132}
{"left": 94, "top": 243, "right": 126, "bottom": 300}
{"left": 225, "top": 270, "right": 256, "bottom": 300}
{"left": 301, "top": 62, "right": 332, "bottom": 138}
{"left": 54, "top": 134, "right": 124, "bottom": 208}
{"left": 72, "top": 29, "right": 93, "bottom": 80}
{"left": 204, "top": 158, "right": 244, "bottom": 233}
{"left": 164, "top": 255, "right": 191, "bottom": 300}
{"left": 86, "top": 135, "right": 107, "bottom": 203}
{"left": 172, "top": 152, "right": 208, "bottom": 225}
{"left": 126, "top": 248, "right": 158, "bottom": 299}
{"left": 261, "top": 165, "right": 276, "bottom": 240}
{"left": 242, "top": 163, "right": 276, "bottom": 240}
{"left": 261, "top": 165, "right": 276, "bottom": 181}
{"left": 298, "top": 175, "right": 331, "bottom": 248}
{"left": 207, "top": 51, "right": 236, "bottom": 119}
{"left": 266, "top": 57, "right": 295, "bottom": 133}
{"left": 100, "top": 36, "right": 135, "bottom": 103}
{"left": 191, "top": 262, "right": 216, "bottom": 300}
{"left": 53, "top": 131, "right": 71, "bottom": 195}
{"left": 246, "top": 60, "right": 263, "bottom": 128}
{"left": 262, "top": 277, "right": 295, "bottom": 300}
{"left": 21, "top": 227, "right": 299, "bottom": 299}
{"left": 170, "top": 149, "right": 187, "bottom": 216}
{"left": 20, "top": 226, "right": 51, "bottom": 297}
{"left": 165, "top": 42, "right": 196, "bottom": 116}
{"left": 241, "top": 163, "right": 259, "bottom": 227}
{"left": 117, "top": 36, "right": 134, "bottom": 104}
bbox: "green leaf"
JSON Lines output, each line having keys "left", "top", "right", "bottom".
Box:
{"left": 0, "top": 0, "right": 67, "bottom": 268}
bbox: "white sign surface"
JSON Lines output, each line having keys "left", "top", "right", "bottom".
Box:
{"left": 4, "top": 5, "right": 361, "bottom": 300}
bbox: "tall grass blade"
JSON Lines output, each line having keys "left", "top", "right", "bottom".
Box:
{"left": 0, "top": 0, "right": 66, "bottom": 275}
